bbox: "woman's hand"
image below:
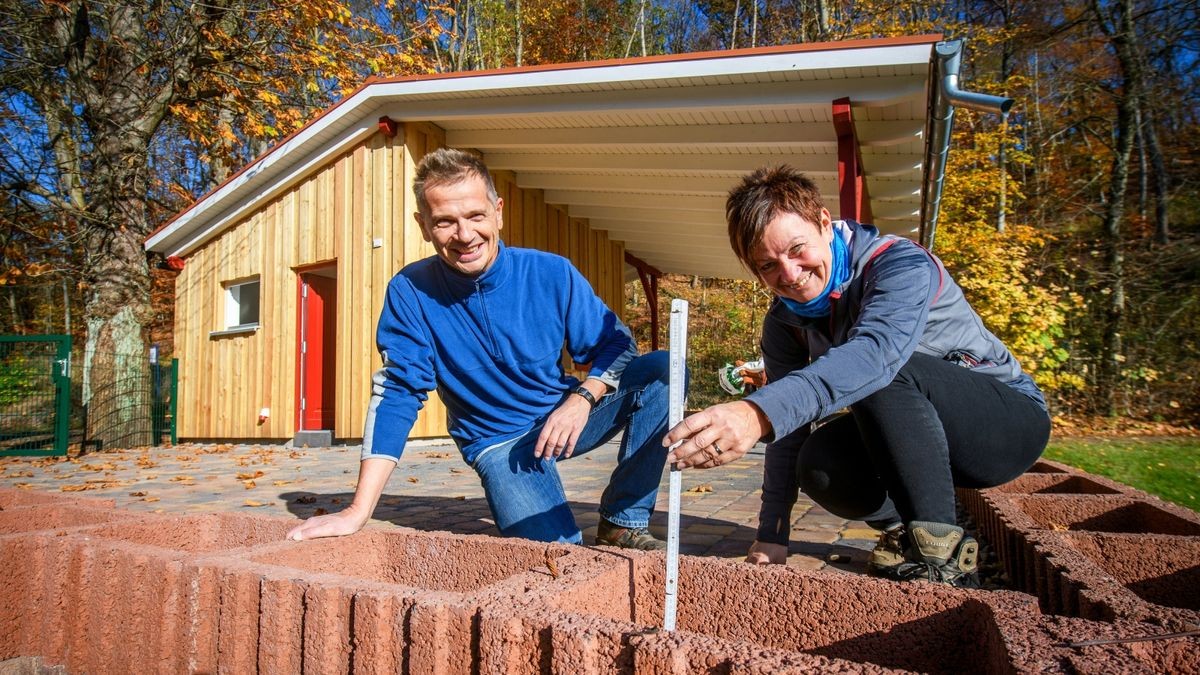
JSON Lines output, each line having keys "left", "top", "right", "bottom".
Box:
{"left": 662, "top": 400, "right": 771, "bottom": 469}
{"left": 745, "top": 540, "right": 788, "bottom": 565}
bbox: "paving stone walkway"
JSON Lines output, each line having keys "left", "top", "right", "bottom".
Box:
{"left": 0, "top": 438, "right": 881, "bottom": 573}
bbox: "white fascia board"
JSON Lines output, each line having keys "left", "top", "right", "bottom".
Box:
{"left": 488, "top": 151, "right": 919, "bottom": 176}
{"left": 368, "top": 43, "right": 933, "bottom": 99}
{"left": 378, "top": 77, "right": 926, "bottom": 122}
{"left": 145, "top": 89, "right": 386, "bottom": 254}
{"left": 148, "top": 114, "right": 379, "bottom": 256}
{"left": 449, "top": 119, "right": 922, "bottom": 150}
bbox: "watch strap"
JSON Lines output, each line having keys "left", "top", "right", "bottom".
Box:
{"left": 571, "top": 385, "right": 598, "bottom": 408}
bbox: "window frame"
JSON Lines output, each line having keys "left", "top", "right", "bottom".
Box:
{"left": 210, "top": 277, "right": 261, "bottom": 338}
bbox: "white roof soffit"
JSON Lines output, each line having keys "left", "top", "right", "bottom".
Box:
{"left": 146, "top": 36, "right": 939, "bottom": 281}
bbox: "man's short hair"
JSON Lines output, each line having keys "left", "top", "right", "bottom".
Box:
{"left": 726, "top": 165, "right": 826, "bottom": 271}
{"left": 413, "top": 148, "right": 500, "bottom": 215}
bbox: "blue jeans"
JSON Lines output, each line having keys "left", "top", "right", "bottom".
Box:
{"left": 471, "top": 351, "right": 670, "bottom": 543}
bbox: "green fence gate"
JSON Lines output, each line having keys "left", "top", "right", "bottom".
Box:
{"left": 0, "top": 336, "right": 178, "bottom": 455}
{"left": 0, "top": 335, "right": 71, "bottom": 456}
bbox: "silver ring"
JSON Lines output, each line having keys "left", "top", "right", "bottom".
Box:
{"left": 711, "top": 442, "right": 723, "bottom": 455}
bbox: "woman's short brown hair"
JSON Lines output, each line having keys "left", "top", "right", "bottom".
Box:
{"left": 726, "top": 165, "right": 826, "bottom": 271}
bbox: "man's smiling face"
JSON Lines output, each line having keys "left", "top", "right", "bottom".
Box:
{"left": 416, "top": 174, "right": 504, "bottom": 277}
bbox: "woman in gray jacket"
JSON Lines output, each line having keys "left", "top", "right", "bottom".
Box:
{"left": 663, "top": 165, "right": 1050, "bottom": 587}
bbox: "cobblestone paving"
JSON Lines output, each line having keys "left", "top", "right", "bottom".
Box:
{"left": 0, "top": 438, "right": 881, "bottom": 573}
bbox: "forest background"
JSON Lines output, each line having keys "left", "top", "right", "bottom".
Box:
{"left": 1, "top": 0, "right": 1197, "bottom": 441}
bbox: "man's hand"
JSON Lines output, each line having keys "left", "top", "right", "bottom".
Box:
{"left": 745, "top": 540, "right": 788, "bottom": 565}
{"left": 535, "top": 381, "right": 605, "bottom": 459}
{"left": 285, "top": 457, "right": 394, "bottom": 541}
{"left": 662, "top": 400, "right": 771, "bottom": 469}
{"left": 285, "top": 503, "right": 370, "bottom": 541}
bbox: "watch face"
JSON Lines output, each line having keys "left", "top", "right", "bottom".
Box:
{"left": 573, "top": 386, "right": 597, "bottom": 407}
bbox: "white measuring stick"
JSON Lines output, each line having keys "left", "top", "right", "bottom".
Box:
{"left": 663, "top": 298, "right": 688, "bottom": 632}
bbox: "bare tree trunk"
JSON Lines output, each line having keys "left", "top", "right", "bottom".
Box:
{"left": 731, "top": 0, "right": 741, "bottom": 49}
{"left": 751, "top": 0, "right": 758, "bottom": 47}
{"left": 996, "top": 1, "right": 1014, "bottom": 233}
{"left": 580, "top": 0, "right": 588, "bottom": 60}
{"left": 1136, "top": 107, "right": 1148, "bottom": 220}
{"left": 1092, "top": 0, "right": 1139, "bottom": 415}
{"left": 1131, "top": 35, "right": 1170, "bottom": 245}
{"left": 816, "top": 0, "right": 830, "bottom": 39}
{"left": 639, "top": 0, "right": 646, "bottom": 56}
{"left": 1142, "top": 109, "right": 1170, "bottom": 244}
{"left": 515, "top": 0, "right": 523, "bottom": 66}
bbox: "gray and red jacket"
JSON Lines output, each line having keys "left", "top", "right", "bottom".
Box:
{"left": 744, "top": 218, "right": 1047, "bottom": 446}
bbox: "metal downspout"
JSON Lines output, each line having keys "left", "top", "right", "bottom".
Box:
{"left": 919, "top": 39, "right": 1015, "bottom": 250}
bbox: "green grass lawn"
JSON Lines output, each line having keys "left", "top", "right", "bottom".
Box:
{"left": 1044, "top": 436, "right": 1200, "bottom": 512}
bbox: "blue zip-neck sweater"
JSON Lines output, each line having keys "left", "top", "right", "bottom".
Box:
{"left": 363, "top": 243, "right": 636, "bottom": 464}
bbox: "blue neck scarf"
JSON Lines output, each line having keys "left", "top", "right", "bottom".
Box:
{"left": 779, "top": 232, "right": 851, "bottom": 318}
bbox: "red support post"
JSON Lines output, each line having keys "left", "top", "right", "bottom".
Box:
{"left": 832, "top": 98, "right": 873, "bottom": 224}
{"left": 624, "top": 252, "right": 663, "bottom": 351}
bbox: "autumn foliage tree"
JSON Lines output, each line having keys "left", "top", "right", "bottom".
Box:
{"left": 0, "top": 0, "right": 437, "bottom": 447}
{"left": 2, "top": 0, "right": 1197, "bottom": 445}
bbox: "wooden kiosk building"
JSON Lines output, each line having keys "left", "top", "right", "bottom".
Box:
{"left": 145, "top": 35, "right": 1005, "bottom": 445}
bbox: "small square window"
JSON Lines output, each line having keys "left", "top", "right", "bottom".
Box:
{"left": 225, "top": 279, "right": 260, "bottom": 329}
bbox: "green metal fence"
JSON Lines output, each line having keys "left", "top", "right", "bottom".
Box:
{"left": 0, "top": 335, "right": 178, "bottom": 455}
{"left": 0, "top": 335, "right": 71, "bottom": 456}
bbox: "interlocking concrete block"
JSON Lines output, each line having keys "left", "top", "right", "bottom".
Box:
{"left": 0, "top": 504, "right": 134, "bottom": 535}
{"left": 350, "top": 590, "right": 412, "bottom": 674}
{"left": 408, "top": 600, "right": 475, "bottom": 674}
{"left": 83, "top": 511, "right": 295, "bottom": 553}
{"left": 3, "top": 478, "right": 1199, "bottom": 673}
{"left": 0, "top": 487, "right": 115, "bottom": 510}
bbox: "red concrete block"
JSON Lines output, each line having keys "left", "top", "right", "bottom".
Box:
{"left": 350, "top": 590, "right": 412, "bottom": 674}
{"left": 0, "top": 487, "right": 116, "bottom": 510}
{"left": 629, "top": 632, "right": 690, "bottom": 675}
{"left": 302, "top": 582, "right": 354, "bottom": 674}
{"left": 1025, "top": 495, "right": 1200, "bottom": 535}
{"left": 182, "top": 562, "right": 223, "bottom": 674}
{"left": 0, "top": 535, "right": 42, "bottom": 659}
{"left": 257, "top": 576, "right": 305, "bottom": 674}
{"left": 258, "top": 529, "right": 558, "bottom": 592}
{"left": 476, "top": 610, "right": 548, "bottom": 674}
{"left": 79, "top": 545, "right": 128, "bottom": 674}
{"left": 548, "top": 622, "right": 609, "bottom": 674}
{"left": 216, "top": 567, "right": 262, "bottom": 674}
{"left": 152, "top": 559, "right": 189, "bottom": 674}
{"left": 84, "top": 512, "right": 295, "bottom": 553}
{"left": 5, "top": 482, "right": 1199, "bottom": 673}
{"left": 555, "top": 554, "right": 1045, "bottom": 674}
{"left": 0, "top": 504, "right": 130, "bottom": 534}
{"left": 1058, "top": 532, "right": 1199, "bottom": 624}
{"left": 992, "top": 473, "right": 1125, "bottom": 496}
{"left": 407, "top": 600, "right": 476, "bottom": 674}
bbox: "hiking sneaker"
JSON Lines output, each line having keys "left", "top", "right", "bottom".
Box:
{"left": 866, "top": 523, "right": 907, "bottom": 578}
{"left": 893, "top": 521, "right": 980, "bottom": 588}
{"left": 595, "top": 518, "right": 667, "bottom": 551}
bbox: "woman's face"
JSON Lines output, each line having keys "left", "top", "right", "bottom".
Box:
{"left": 750, "top": 208, "right": 834, "bottom": 304}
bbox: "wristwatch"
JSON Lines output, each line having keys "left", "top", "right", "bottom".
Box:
{"left": 571, "top": 385, "right": 598, "bottom": 408}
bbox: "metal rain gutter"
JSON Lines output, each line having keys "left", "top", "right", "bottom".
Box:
{"left": 919, "top": 39, "right": 1014, "bottom": 250}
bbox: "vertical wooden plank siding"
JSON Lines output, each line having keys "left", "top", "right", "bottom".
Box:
{"left": 172, "top": 123, "right": 626, "bottom": 441}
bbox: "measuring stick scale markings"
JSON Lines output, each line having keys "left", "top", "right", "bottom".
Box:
{"left": 663, "top": 298, "right": 688, "bottom": 632}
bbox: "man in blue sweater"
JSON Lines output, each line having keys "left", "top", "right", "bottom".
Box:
{"left": 286, "top": 148, "right": 670, "bottom": 550}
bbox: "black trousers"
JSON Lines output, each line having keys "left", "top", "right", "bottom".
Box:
{"left": 759, "top": 352, "right": 1050, "bottom": 541}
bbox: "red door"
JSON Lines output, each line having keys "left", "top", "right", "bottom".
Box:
{"left": 297, "top": 271, "right": 337, "bottom": 431}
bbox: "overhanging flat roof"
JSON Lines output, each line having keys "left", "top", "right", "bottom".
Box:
{"left": 147, "top": 35, "right": 943, "bottom": 281}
